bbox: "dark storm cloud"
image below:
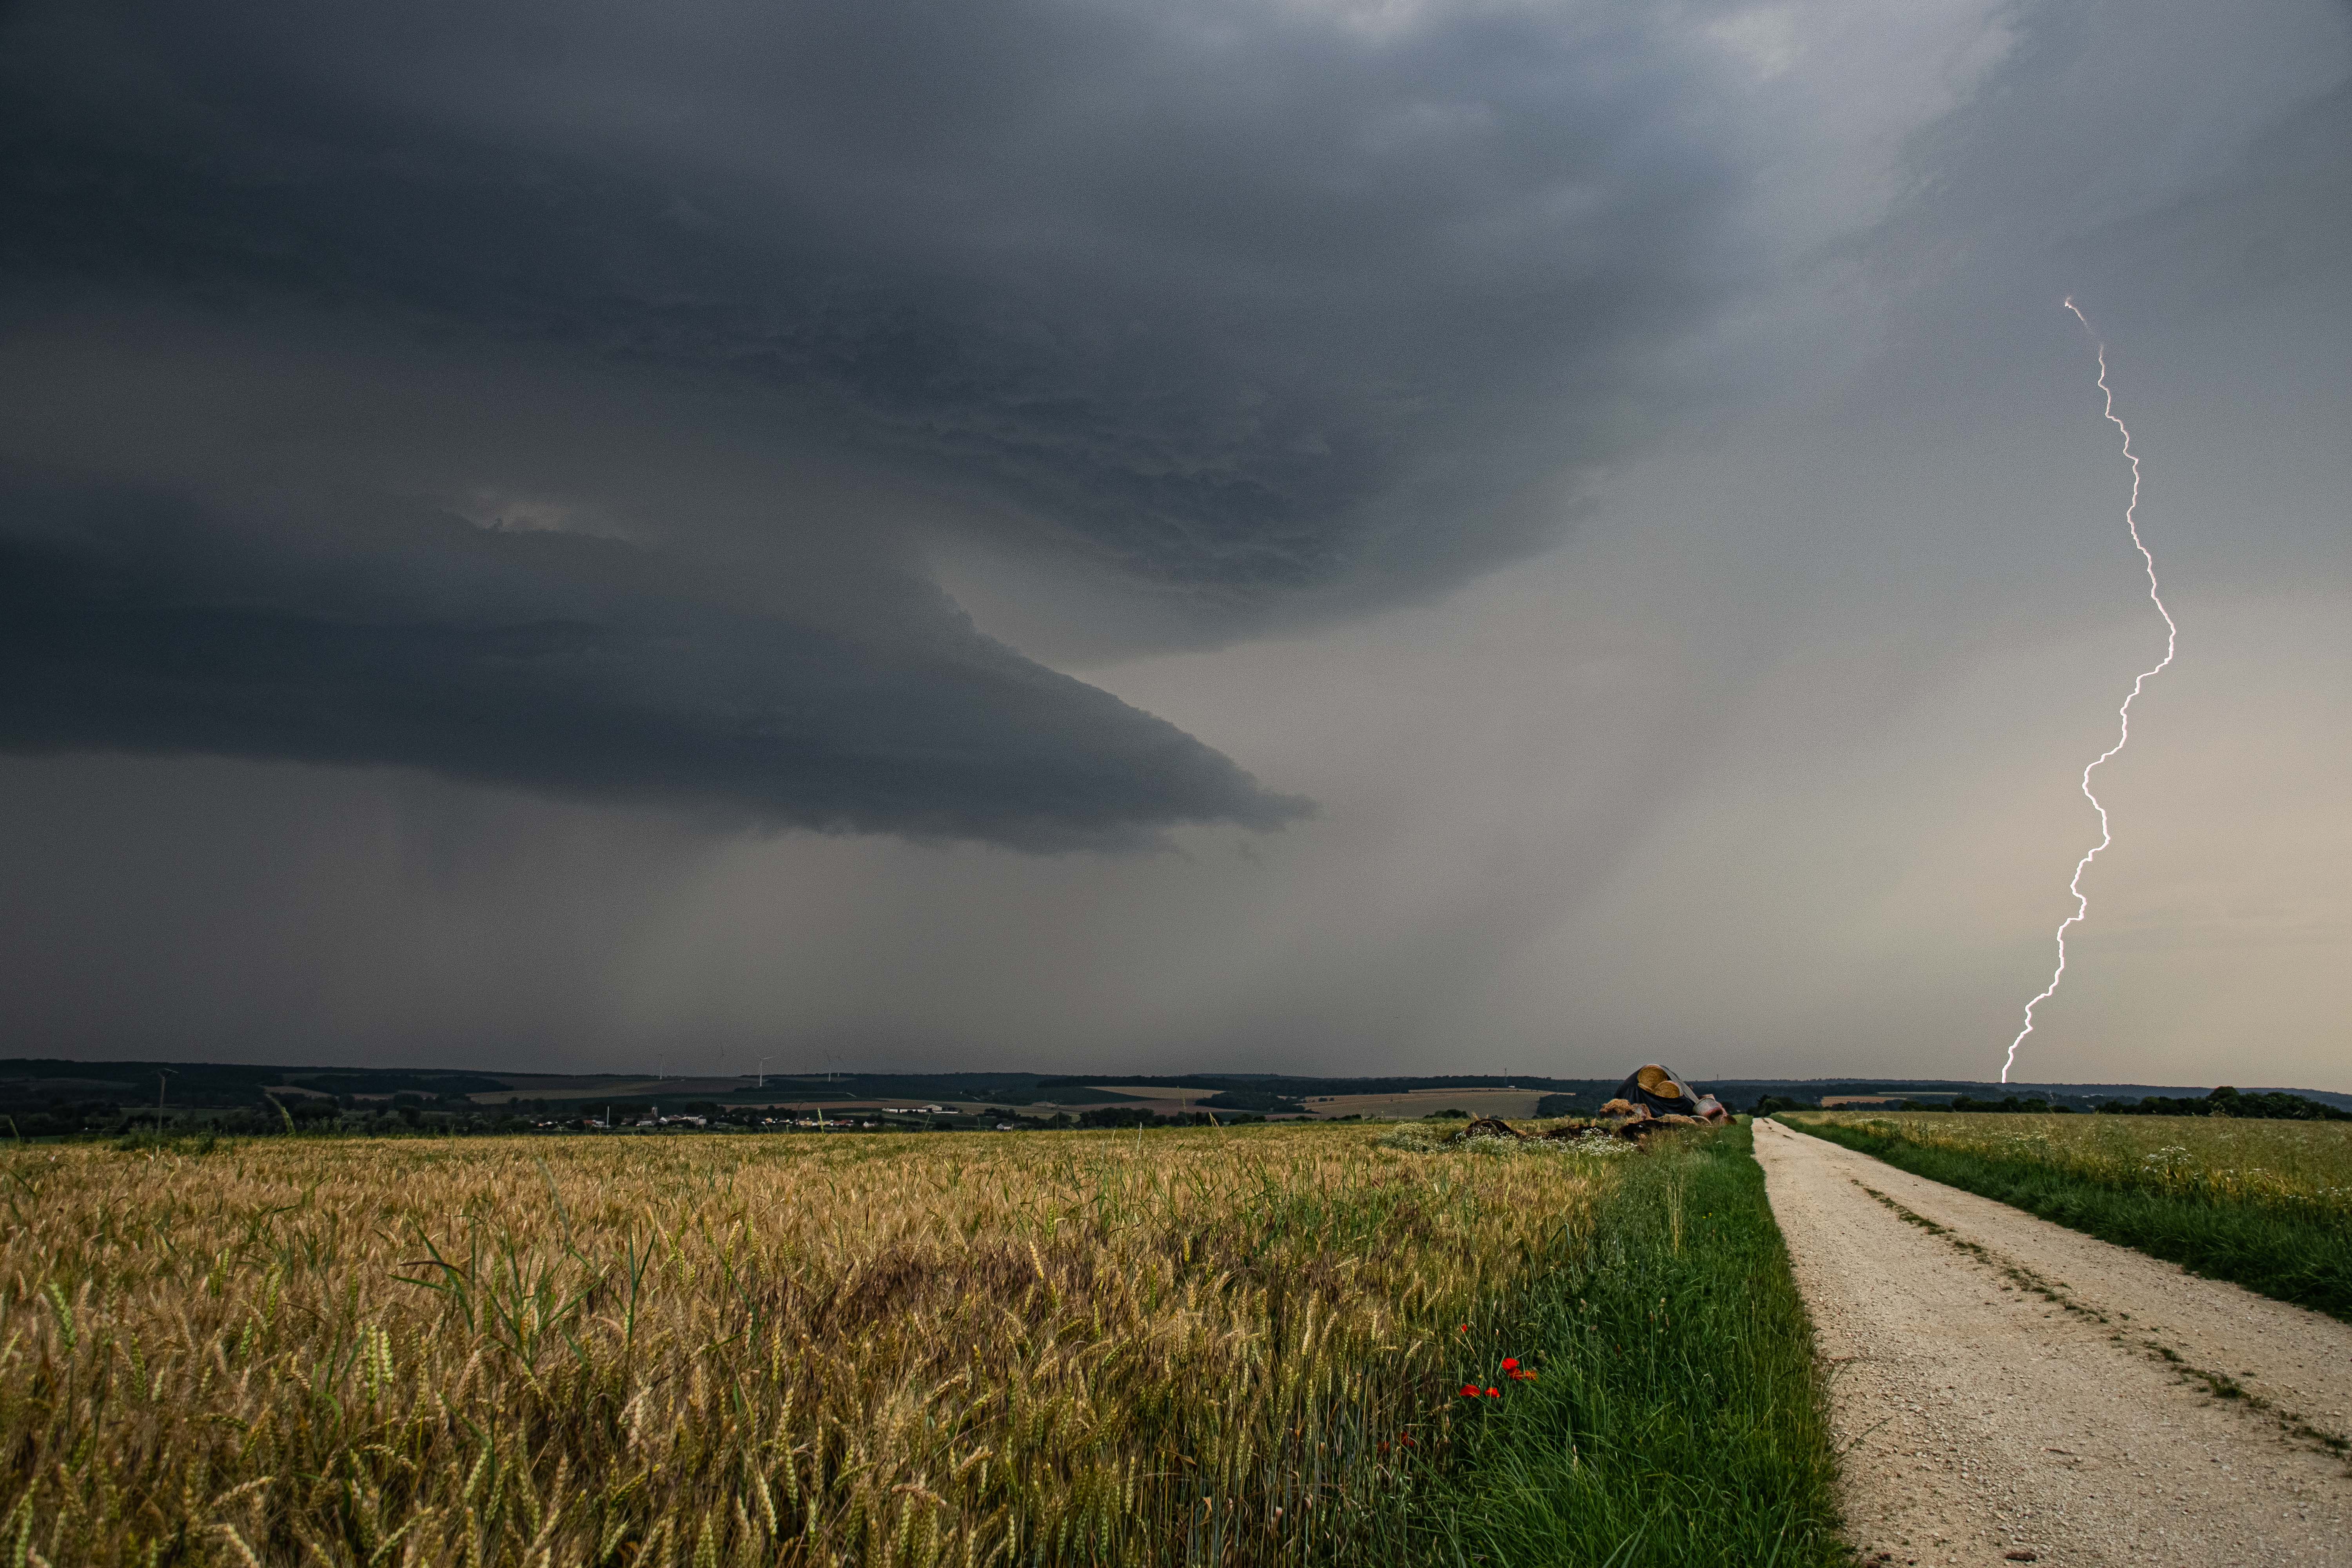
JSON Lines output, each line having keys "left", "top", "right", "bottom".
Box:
{"left": 2, "top": 0, "right": 1735, "bottom": 594}
{"left": 0, "top": 477, "right": 1304, "bottom": 848}
{"left": 0, "top": 0, "right": 1757, "bottom": 840}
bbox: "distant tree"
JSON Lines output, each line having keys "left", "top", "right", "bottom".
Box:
{"left": 2099, "top": 1086, "right": 2349, "bottom": 1121}
{"left": 1949, "top": 1095, "right": 2050, "bottom": 1113}
{"left": 287, "top": 1097, "right": 338, "bottom": 1126}
{"left": 1080, "top": 1107, "right": 1169, "bottom": 1129}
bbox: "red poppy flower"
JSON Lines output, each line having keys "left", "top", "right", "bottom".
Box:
{"left": 1501, "top": 1358, "right": 1519, "bottom": 1371}
{"left": 1486, "top": 1387, "right": 1501, "bottom": 1397}
{"left": 1460, "top": 1384, "right": 1479, "bottom": 1397}
{"left": 1400, "top": 1436, "right": 1417, "bottom": 1447}
{"left": 1457, "top": 1323, "right": 1469, "bottom": 1333}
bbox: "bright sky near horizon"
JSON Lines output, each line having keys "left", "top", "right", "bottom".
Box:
{"left": 3, "top": 0, "right": 2348, "bottom": 1088}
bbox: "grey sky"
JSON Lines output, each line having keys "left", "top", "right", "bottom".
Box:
{"left": 4, "top": 0, "right": 2347, "bottom": 1088}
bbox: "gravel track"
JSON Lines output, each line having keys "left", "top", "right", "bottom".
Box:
{"left": 1753, "top": 1117, "right": 2352, "bottom": 1566}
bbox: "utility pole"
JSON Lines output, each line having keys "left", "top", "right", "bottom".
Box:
{"left": 156, "top": 1068, "right": 175, "bottom": 1132}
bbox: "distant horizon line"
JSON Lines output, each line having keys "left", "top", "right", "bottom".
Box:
{"left": 4, "top": 1055, "right": 2341, "bottom": 1101}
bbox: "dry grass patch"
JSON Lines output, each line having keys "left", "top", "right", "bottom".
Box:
{"left": 1, "top": 1124, "right": 1613, "bottom": 1566}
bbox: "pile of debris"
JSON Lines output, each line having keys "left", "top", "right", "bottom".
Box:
{"left": 1597, "top": 1063, "right": 1731, "bottom": 1135}
{"left": 1455, "top": 1065, "right": 1731, "bottom": 1147}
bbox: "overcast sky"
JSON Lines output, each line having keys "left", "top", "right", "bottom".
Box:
{"left": 4, "top": 0, "right": 2348, "bottom": 1089}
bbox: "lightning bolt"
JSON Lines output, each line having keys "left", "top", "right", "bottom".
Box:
{"left": 2001, "top": 299, "right": 2178, "bottom": 1084}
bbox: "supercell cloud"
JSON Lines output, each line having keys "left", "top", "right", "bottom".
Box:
{"left": 0, "top": 0, "right": 1792, "bottom": 842}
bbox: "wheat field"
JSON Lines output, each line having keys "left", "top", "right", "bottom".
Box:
{"left": 1789, "top": 1112, "right": 2352, "bottom": 1216}
{"left": 1, "top": 1123, "right": 1612, "bottom": 1567}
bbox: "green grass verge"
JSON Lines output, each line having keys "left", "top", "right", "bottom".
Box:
{"left": 1777, "top": 1116, "right": 2352, "bottom": 1323}
{"left": 1410, "top": 1123, "right": 1844, "bottom": 1568}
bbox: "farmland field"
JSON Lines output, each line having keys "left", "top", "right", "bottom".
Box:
{"left": 1779, "top": 1111, "right": 2352, "bottom": 1319}
{"left": 2, "top": 1122, "right": 1629, "bottom": 1566}
{"left": 1299, "top": 1090, "right": 1555, "bottom": 1121}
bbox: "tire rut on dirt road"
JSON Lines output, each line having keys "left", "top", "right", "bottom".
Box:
{"left": 1754, "top": 1117, "right": 2352, "bottom": 1567}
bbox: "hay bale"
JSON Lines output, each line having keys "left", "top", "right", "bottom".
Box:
{"left": 1635, "top": 1065, "right": 1685, "bottom": 1100}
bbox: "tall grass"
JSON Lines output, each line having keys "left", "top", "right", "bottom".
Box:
{"left": 1407, "top": 1123, "right": 1844, "bottom": 1568}
{"left": 0, "top": 1123, "right": 1615, "bottom": 1566}
{"left": 1782, "top": 1112, "right": 2352, "bottom": 1321}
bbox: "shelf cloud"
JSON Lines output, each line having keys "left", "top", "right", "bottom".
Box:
{"left": 0, "top": 476, "right": 1306, "bottom": 848}
{"left": 0, "top": 0, "right": 1813, "bottom": 840}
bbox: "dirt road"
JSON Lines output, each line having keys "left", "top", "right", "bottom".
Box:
{"left": 1753, "top": 1118, "right": 2352, "bottom": 1566}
